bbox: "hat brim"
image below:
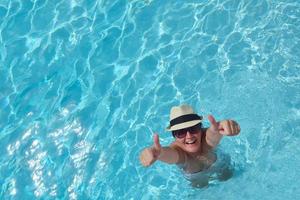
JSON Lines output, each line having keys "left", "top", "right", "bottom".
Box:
{"left": 166, "top": 120, "right": 202, "bottom": 131}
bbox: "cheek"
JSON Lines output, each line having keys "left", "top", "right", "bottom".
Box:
{"left": 175, "top": 138, "right": 186, "bottom": 146}
{"left": 176, "top": 138, "right": 185, "bottom": 143}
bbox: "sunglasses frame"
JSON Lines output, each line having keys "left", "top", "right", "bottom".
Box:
{"left": 172, "top": 123, "right": 202, "bottom": 139}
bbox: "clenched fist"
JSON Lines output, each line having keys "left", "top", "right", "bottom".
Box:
{"left": 208, "top": 115, "right": 240, "bottom": 136}
{"left": 140, "top": 134, "right": 162, "bottom": 167}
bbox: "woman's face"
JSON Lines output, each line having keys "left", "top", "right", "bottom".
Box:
{"left": 172, "top": 124, "right": 202, "bottom": 153}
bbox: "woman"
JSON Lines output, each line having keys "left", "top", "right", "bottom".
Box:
{"left": 140, "top": 104, "right": 240, "bottom": 187}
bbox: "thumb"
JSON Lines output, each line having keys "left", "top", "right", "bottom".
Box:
{"left": 208, "top": 115, "right": 219, "bottom": 131}
{"left": 153, "top": 134, "right": 161, "bottom": 150}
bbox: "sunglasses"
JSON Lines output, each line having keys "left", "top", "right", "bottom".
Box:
{"left": 172, "top": 124, "right": 202, "bottom": 139}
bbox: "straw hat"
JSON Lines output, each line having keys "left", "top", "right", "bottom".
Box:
{"left": 166, "top": 105, "right": 203, "bottom": 131}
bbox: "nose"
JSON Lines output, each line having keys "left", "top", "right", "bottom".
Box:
{"left": 186, "top": 131, "right": 192, "bottom": 138}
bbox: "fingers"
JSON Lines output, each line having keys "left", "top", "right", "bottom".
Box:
{"left": 140, "top": 148, "right": 155, "bottom": 167}
{"left": 140, "top": 134, "right": 161, "bottom": 167}
{"left": 153, "top": 134, "right": 161, "bottom": 150}
{"left": 234, "top": 121, "right": 241, "bottom": 134}
{"left": 230, "top": 120, "right": 240, "bottom": 135}
{"left": 220, "top": 120, "right": 240, "bottom": 136}
{"left": 219, "top": 120, "right": 230, "bottom": 135}
{"left": 232, "top": 121, "right": 239, "bottom": 134}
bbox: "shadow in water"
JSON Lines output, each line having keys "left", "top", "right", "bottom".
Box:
{"left": 190, "top": 164, "right": 234, "bottom": 188}
{"left": 186, "top": 152, "right": 238, "bottom": 188}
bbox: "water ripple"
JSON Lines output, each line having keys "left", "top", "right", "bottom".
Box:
{"left": 1, "top": 0, "right": 300, "bottom": 199}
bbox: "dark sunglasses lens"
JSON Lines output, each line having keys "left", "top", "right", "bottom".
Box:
{"left": 173, "top": 124, "right": 201, "bottom": 138}
{"left": 189, "top": 126, "right": 198, "bottom": 133}
{"left": 191, "top": 124, "right": 202, "bottom": 132}
{"left": 173, "top": 130, "right": 186, "bottom": 138}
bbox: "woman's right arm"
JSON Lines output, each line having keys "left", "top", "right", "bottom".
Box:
{"left": 139, "top": 134, "right": 185, "bottom": 167}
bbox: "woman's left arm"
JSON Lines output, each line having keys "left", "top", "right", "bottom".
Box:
{"left": 204, "top": 115, "right": 240, "bottom": 148}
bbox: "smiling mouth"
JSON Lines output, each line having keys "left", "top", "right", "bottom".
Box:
{"left": 185, "top": 140, "right": 196, "bottom": 145}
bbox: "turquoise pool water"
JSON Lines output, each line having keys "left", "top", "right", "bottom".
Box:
{"left": 1, "top": 0, "right": 300, "bottom": 199}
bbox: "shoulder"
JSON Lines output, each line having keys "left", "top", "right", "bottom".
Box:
{"left": 170, "top": 141, "right": 183, "bottom": 152}
{"left": 170, "top": 141, "right": 186, "bottom": 164}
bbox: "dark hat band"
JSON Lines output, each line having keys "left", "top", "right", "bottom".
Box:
{"left": 170, "top": 114, "right": 202, "bottom": 127}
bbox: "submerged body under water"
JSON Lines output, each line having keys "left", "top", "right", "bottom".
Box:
{"left": 179, "top": 150, "right": 233, "bottom": 188}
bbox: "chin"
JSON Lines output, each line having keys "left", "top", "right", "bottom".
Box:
{"left": 184, "top": 143, "right": 201, "bottom": 153}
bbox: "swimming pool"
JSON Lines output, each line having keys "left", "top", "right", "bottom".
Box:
{"left": 0, "top": 0, "right": 300, "bottom": 199}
